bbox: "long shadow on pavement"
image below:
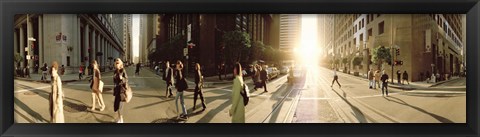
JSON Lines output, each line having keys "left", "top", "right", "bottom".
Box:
{"left": 332, "top": 89, "right": 369, "bottom": 123}
{"left": 195, "top": 99, "right": 231, "bottom": 123}
{"left": 14, "top": 97, "right": 49, "bottom": 122}
{"left": 382, "top": 96, "right": 454, "bottom": 123}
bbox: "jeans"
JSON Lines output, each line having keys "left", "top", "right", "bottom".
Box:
{"left": 175, "top": 91, "right": 187, "bottom": 116}
{"left": 382, "top": 82, "right": 388, "bottom": 95}
{"left": 368, "top": 80, "right": 375, "bottom": 88}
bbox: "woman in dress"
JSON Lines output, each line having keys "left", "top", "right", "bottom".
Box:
{"left": 229, "top": 62, "right": 245, "bottom": 123}
{"left": 113, "top": 58, "right": 128, "bottom": 123}
{"left": 90, "top": 60, "right": 105, "bottom": 111}
{"left": 49, "top": 61, "right": 64, "bottom": 123}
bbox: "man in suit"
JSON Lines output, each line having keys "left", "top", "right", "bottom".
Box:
{"left": 381, "top": 70, "right": 389, "bottom": 96}
{"left": 163, "top": 61, "right": 174, "bottom": 98}
{"left": 260, "top": 65, "right": 269, "bottom": 92}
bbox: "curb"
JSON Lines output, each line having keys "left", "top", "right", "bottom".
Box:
{"left": 15, "top": 78, "right": 81, "bottom": 83}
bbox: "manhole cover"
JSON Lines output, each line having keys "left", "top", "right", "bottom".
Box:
{"left": 63, "top": 101, "right": 88, "bottom": 113}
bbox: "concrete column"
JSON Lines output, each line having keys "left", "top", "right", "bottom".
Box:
{"left": 92, "top": 31, "right": 96, "bottom": 63}
{"left": 77, "top": 17, "right": 81, "bottom": 67}
{"left": 27, "top": 16, "right": 34, "bottom": 72}
{"left": 103, "top": 39, "right": 106, "bottom": 68}
{"left": 84, "top": 24, "right": 90, "bottom": 74}
{"left": 39, "top": 15, "right": 44, "bottom": 67}
{"left": 14, "top": 30, "right": 18, "bottom": 68}
{"left": 19, "top": 26, "right": 25, "bottom": 68}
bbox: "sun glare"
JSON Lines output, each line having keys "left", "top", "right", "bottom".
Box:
{"left": 297, "top": 14, "right": 320, "bottom": 67}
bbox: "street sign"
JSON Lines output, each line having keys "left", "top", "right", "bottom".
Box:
{"left": 183, "top": 48, "right": 188, "bottom": 56}
{"left": 187, "top": 24, "right": 192, "bottom": 42}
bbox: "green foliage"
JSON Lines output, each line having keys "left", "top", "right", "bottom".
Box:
{"left": 248, "top": 41, "right": 266, "bottom": 63}
{"left": 156, "top": 35, "right": 185, "bottom": 63}
{"left": 14, "top": 52, "right": 23, "bottom": 67}
{"left": 334, "top": 58, "right": 340, "bottom": 65}
{"left": 342, "top": 57, "right": 348, "bottom": 64}
{"left": 372, "top": 46, "right": 391, "bottom": 66}
{"left": 223, "top": 31, "right": 251, "bottom": 65}
{"left": 353, "top": 56, "right": 363, "bottom": 66}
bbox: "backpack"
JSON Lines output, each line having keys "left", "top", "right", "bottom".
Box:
{"left": 240, "top": 84, "right": 250, "bottom": 106}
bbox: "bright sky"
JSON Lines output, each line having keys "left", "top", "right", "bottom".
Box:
{"left": 297, "top": 14, "right": 320, "bottom": 65}
{"left": 132, "top": 14, "right": 139, "bottom": 61}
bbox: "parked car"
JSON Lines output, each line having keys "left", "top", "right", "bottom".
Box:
{"left": 280, "top": 66, "right": 290, "bottom": 75}
{"left": 267, "top": 67, "right": 280, "bottom": 80}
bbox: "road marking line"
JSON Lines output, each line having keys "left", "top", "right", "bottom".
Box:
{"left": 14, "top": 85, "right": 50, "bottom": 94}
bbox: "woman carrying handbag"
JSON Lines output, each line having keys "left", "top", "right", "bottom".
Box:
{"left": 113, "top": 58, "right": 131, "bottom": 123}
{"left": 90, "top": 60, "right": 105, "bottom": 111}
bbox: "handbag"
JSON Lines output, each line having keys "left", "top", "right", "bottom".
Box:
{"left": 99, "top": 80, "right": 104, "bottom": 93}
{"left": 240, "top": 84, "right": 250, "bottom": 106}
{"left": 119, "top": 72, "right": 132, "bottom": 103}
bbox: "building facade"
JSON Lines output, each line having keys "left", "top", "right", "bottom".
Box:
{"left": 14, "top": 14, "right": 125, "bottom": 74}
{"left": 320, "top": 14, "right": 465, "bottom": 82}
{"left": 279, "top": 14, "right": 301, "bottom": 52}
{"left": 155, "top": 14, "right": 279, "bottom": 76}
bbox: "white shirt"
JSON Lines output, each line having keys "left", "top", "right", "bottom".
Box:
{"left": 333, "top": 70, "right": 337, "bottom": 76}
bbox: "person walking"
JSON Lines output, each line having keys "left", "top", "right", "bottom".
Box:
{"left": 331, "top": 67, "right": 341, "bottom": 88}
{"left": 368, "top": 69, "right": 374, "bottom": 89}
{"left": 229, "top": 62, "right": 245, "bottom": 123}
{"left": 402, "top": 71, "right": 409, "bottom": 85}
{"left": 374, "top": 70, "right": 381, "bottom": 89}
{"left": 252, "top": 65, "right": 260, "bottom": 91}
{"left": 113, "top": 58, "right": 128, "bottom": 123}
{"left": 217, "top": 64, "right": 223, "bottom": 80}
{"left": 163, "top": 61, "right": 174, "bottom": 98}
{"left": 193, "top": 63, "right": 207, "bottom": 112}
{"left": 41, "top": 63, "right": 49, "bottom": 82}
{"left": 381, "top": 70, "right": 389, "bottom": 96}
{"left": 174, "top": 61, "right": 188, "bottom": 119}
{"left": 90, "top": 60, "right": 105, "bottom": 111}
{"left": 24, "top": 66, "right": 31, "bottom": 78}
{"left": 60, "top": 65, "right": 65, "bottom": 75}
{"left": 135, "top": 63, "right": 141, "bottom": 76}
{"left": 49, "top": 61, "right": 64, "bottom": 123}
{"left": 259, "top": 65, "right": 269, "bottom": 92}
{"left": 78, "top": 65, "right": 84, "bottom": 80}
{"left": 396, "top": 70, "right": 402, "bottom": 85}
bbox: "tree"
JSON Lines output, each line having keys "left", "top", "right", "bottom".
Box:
{"left": 372, "top": 46, "right": 391, "bottom": 70}
{"left": 352, "top": 56, "right": 363, "bottom": 76}
{"left": 14, "top": 52, "right": 24, "bottom": 68}
{"left": 334, "top": 58, "right": 340, "bottom": 69}
{"left": 222, "top": 30, "right": 251, "bottom": 65}
{"left": 248, "top": 41, "right": 266, "bottom": 64}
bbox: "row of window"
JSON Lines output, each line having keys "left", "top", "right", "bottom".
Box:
{"left": 429, "top": 14, "right": 463, "bottom": 48}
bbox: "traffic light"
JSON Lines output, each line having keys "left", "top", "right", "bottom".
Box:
{"left": 394, "top": 60, "right": 403, "bottom": 65}
{"left": 396, "top": 49, "right": 400, "bottom": 56}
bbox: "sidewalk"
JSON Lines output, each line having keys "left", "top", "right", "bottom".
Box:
{"left": 336, "top": 68, "right": 465, "bottom": 91}
{"left": 15, "top": 73, "right": 85, "bottom": 83}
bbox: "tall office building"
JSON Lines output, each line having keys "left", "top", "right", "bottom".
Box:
{"left": 321, "top": 14, "right": 465, "bottom": 82}
{"left": 279, "top": 14, "right": 301, "bottom": 52}
{"left": 14, "top": 14, "right": 125, "bottom": 74}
